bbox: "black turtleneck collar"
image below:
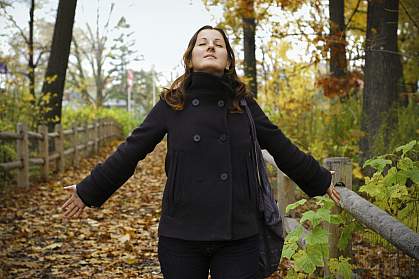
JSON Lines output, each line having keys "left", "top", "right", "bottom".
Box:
{"left": 185, "top": 71, "right": 235, "bottom": 98}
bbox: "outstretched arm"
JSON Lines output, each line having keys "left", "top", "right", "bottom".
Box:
{"left": 62, "top": 99, "right": 168, "bottom": 215}
{"left": 246, "top": 97, "right": 338, "bottom": 201}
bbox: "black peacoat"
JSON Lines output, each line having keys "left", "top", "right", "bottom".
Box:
{"left": 76, "top": 71, "right": 332, "bottom": 241}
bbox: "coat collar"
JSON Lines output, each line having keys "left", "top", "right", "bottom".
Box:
{"left": 185, "top": 71, "right": 235, "bottom": 99}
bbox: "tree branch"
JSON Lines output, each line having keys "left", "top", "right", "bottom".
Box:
{"left": 3, "top": 9, "right": 29, "bottom": 44}
{"left": 344, "top": 0, "right": 362, "bottom": 31}
{"left": 400, "top": 0, "right": 419, "bottom": 30}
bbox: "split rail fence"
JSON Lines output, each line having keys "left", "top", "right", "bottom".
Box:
{"left": 262, "top": 150, "right": 419, "bottom": 277}
{"left": 0, "top": 120, "right": 122, "bottom": 187}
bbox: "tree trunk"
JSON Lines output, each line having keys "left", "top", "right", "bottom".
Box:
{"left": 241, "top": 0, "right": 257, "bottom": 97}
{"left": 360, "top": 0, "right": 402, "bottom": 162}
{"left": 28, "top": 0, "right": 35, "bottom": 99}
{"left": 328, "top": 0, "right": 347, "bottom": 77}
{"left": 41, "top": 0, "right": 77, "bottom": 130}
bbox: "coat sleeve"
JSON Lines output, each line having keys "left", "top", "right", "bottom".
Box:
{"left": 76, "top": 99, "right": 168, "bottom": 208}
{"left": 246, "top": 97, "right": 332, "bottom": 197}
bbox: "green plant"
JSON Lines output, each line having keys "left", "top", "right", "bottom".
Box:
{"left": 359, "top": 140, "right": 419, "bottom": 231}
{"left": 282, "top": 197, "right": 353, "bottom": 279}
{"left": 62, "top": 106, "right": 139, "bottom": 137}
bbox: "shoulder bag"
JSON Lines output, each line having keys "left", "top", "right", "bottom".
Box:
{"left": 240, "top": 98, "right": 285, "bottom": 279}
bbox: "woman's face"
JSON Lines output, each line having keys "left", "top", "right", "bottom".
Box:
{"left": 191, "top": 29, "right": 230, "bottom": 77}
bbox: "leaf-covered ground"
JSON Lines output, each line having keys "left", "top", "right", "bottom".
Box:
{"left": 1, "top": 140, "right": 166, "bottom": 278}
{"left": 0, "top": 140, "right": 417, "bottom": 278}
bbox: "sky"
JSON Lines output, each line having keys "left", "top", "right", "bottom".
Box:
{"left": 1, "top": 0, "right": 225, "bottom": 82}
{"left": 0, "top": 0, "right": 325, "bottom": 85}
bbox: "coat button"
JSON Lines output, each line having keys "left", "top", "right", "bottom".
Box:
{"left": 219, "top": 134, "right": 227, "bottom": 142}
{"left": 220, "top": 172, "right": 228, "bottom": 181}
{"left": 217, "top": 100, "right": 225, "bottom": 107}
{"left": 192, "top": 98, "right": 200, "bottom": 106}
{"left": 193, "top": 134, "right": 201, "bottom": 142}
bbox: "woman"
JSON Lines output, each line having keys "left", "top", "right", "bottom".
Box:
{"left": 62, "top": 25, "right": 341, "bottom": 279}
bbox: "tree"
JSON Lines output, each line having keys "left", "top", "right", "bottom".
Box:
{"left": 360, "top": 0, "right": 402, "bottom": 161}
{"left": 202, "top": 0, "right": 307, "bottom": 98}
{"left": 328, "top": 0, "right": 347, "bottom": 78}
{"left": 1, "top": 0, "right": 50, "bottom": 99}
{"left": 40, "top": 0, "right": 77, "bottom": 129}
{"left": 109, "top": 16, "right": 141, "bottom": 110}
{"left": 398, "top": 0, "right": 419, "bottom": 107}
{"left": 240, "top": 0, "right": 257, "bottom": 96}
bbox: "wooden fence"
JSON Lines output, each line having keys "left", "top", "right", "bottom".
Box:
{"left": 262, "top": 150, "right": 419, "bottom": 274}
{"left": 0, "top": 119, "right": 122, "bottom": 187}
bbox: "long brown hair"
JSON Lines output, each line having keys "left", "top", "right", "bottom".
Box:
{"left": 160, "top": 25, "right": 252, "bottom": 112}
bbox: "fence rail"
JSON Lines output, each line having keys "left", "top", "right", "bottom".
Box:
{"left": 261, "top": 151, "right": 419, "bottom": 262}
{"left": 0, "top": 119, "right": 122, "bottom": 187}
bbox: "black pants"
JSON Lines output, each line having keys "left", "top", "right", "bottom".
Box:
{"left": 157, "top": 234, "right": 259, "bottom": 279}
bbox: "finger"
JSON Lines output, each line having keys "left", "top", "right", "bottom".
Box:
{"left": 332, "top": 191, "right": 341, "bottom": 204}
{"left": 74, "top": 207, "right": 83, "bottom": 218}
{"left": 73, "top": 193, "right": 86, "bottom": 208}
{"left": 64, "top": 203, "right": 77, "bottom": 217}
{"left": 65, "top": 205, "right": 80, "bottom": 218}
{"left": 333, "top": 189, "right": 341, "bottom": 200}
{"left": 69, "top": 207, "right": 82, "bottom": 218}
{"left": 61, "top": 196, "right": 74, "bottom": 209}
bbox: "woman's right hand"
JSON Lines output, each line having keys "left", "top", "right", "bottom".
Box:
{"left": 61, "top": 184, "right": 86, "bottom": 219}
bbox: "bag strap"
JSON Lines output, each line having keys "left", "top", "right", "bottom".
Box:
{"left": 240, "top": 98, "right": 262, "bottom": 187}
{"left": 240, "top": 98, "right": 284, "bottom": 226}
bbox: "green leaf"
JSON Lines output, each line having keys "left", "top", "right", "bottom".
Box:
{"left": 317, "top": 208, "right": 331, "bottom": 223}
{"left": 282, "top": 242, "right": 298, "bottom": 259}
{"left": 300, "top": 210, "right": 320, "bottom": 226}
{"left": 294, "top": 250, "right": 316, "bottom": 274}
{"left": 315, "top": 195, "right": 334, "bottom": 210}
{"left": 359, "top": 181, "right": 381, "bottom": 198}
{"left": 285, "top": 225, "right": 304, "bottom": 243}
{"left": 319, "top": 243, "right": 329, "bottom": 259}
{"left": 286, "top": 199, "right": 307, "bottom": 213}
{"left": 394, "top": 140, "right": 417, "bottom": 157}
{"left": 336, "top": 256, "right": 353, "bottom": 279}
{"left": 338, "top": 222, "right": 357, "bottom": 251}
{"left": 330, "top": 214, "right": 344, "bottom": 225}
{"left": 388, "top": 184, "right": 409, "bottom": 200}
{"left": 382, "top": 167, "right": 399, "bottom": 187}
{"left": 398, "top": 157, "right": 414, "bottom": 171}
{"left": 306, "top": 244, "right": 325, "bottom": 267}
{"left": 305, "top": 226, "right": 329, "bottom": 245}
{"left": 363, "top": 158, "right": 392, "bottom": 172}
{"left": 284, "top": 269, "right": 298, "bottom": 279}
{"left": 402, "top": 168, "right": 419, "bottom": 184}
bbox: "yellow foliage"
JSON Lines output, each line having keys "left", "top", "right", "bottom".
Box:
{"left": 46, "top": 74, "right": 58, "bottom": 84}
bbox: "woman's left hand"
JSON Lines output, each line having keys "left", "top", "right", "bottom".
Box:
{"left": 326, "top": 171, "right": 341, "bottom": 206}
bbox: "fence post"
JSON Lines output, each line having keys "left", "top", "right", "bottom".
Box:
{"left": 276, "top": 172, "right": 297, "bottom": 218}
{"left": 108, "top": 121, "right": 112, "bottom": 139}
{"left": 72, "top": 123, "right": 79, "bottom": 168}
{"left": 16, "top": 123, "right": 29, "bottom": 187}
{"left": 84, "top": 122, "right": 89, "bottom": 155}
{"left": 105, "top": 121, "right": 109, "bottom": 140}
{"left": 323, "top": 157, "right": 353, "bottom": 275}
{"left": 98, "top": 119, "right": 102, "bottom": 148}
{"left": 55, "top": 124, "right": 64, "bottom": 173}
{"left": 38, "top": 125, "right": 49, "bottom": 181}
